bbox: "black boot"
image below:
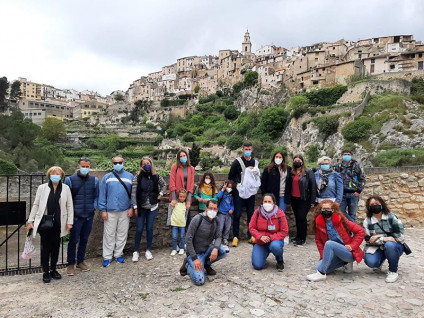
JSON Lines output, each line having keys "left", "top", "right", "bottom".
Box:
{"left": 43, "top": 272, "right": 51, "bottom": 283}
{"left": 50, "top": 270, "right": 62, "bottom": 280}
{"left": 180, "top": 257, "right": 188, "bottom": 276}
{"left": 205, "top": 265, "right": 216, "bottom": 276}
{"left": 276, "top": 261, "right": 284, "bottom": 272}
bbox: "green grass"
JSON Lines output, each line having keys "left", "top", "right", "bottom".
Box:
{"left": 371, "top": 148, "right": 424, "bottom": 167}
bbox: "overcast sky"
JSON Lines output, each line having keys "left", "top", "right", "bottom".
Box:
{"left": 1, "top": 0, "right": 423, "bottom": 95}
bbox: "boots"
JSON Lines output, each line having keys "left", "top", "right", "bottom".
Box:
{"left": 180, "top": 257, "right": 188, "bottom": 276}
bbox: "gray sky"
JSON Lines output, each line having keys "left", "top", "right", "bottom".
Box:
{"left": 1, "top": 0, "right": 423, "bottom": 95}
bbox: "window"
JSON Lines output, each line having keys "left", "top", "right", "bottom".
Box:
{"left": 419, "top": 53, "right": 423, "bottom": 58}
{"left": 371, "top": 58, "right": 375, "bottom": 64}
{"left": 419, "top": 61, "right": 423, "bottom": 70}
{"left": 390, "top": 64, "right": 395, "bottom": 70}
{"left": 315, "top": 58, "right": 318, "bottom": 62}
{"left": 312, "top": 80, "right": 319, "bottom": 85}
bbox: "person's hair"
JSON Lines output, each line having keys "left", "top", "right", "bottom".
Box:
{"left": 342, "top": 150, "right": 352, "bottom": 155}
{"left": 79, "top": 157, "right": 91, "bottom": 163}
{"left": 139, "top": 156, "right": 157, "bottom": 175}
{"left": 365, "top": 195, "right": 390, "bottom": 218}
{"left": 291, "top": 154, "right": 306, "bottom": 175}
{"left": 176, "top": 149, "right": 191, "bottom": 168}
{"left": 225, "top": 180, "right": 235, "bottom": 193}
{"left": 199, "top": 172, "right": 217, "bottom": 193}
{"left": 242, "top": 141, "right": 253, "bottom": 148}
{"left": 311, "top": 200, "right": 350, "bottom": 233}
{"left": 267, "top": 151, "right": 287, "bottom": 173}
{"left": 112, "top": 155, "right": 124, "bottom": 162}
{"left": 46, "top": 166, "right": 65, "bottom": 180}
{"left": 206, "top": 199, "right": 218, "bottom": 208}
{"left": 263, "top": 193, "right": 276, "bottom": 204}
{"left": 317, "top": 156, "right": 331, "bottom": 165}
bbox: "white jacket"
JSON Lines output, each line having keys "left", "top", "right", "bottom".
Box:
{"left": 28, "top": 183, "right": 74, "bottom": 238}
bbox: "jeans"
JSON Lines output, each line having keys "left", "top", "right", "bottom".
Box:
{"left": 233, "top": 193, "right": 256, "bottom": 238}
{"left": 185, "top": 208, "right": 192, "bottom": 232}
{"left": 40, "top": 227, "right": 61, "bottom": 273}
{"left": 67, "top": 216, "right": 94, "bottom": 265}
{"left": 278, "top": 197, "right": 287, "bottom": 213}
{"left": 340, "top": 193, "right": 359, "bottom": 222}
{"left": 187, "top": 245, "right": 229, "bottom": 286}
{"left": 290, "top": 197, "right": 311, "bottom": 241}
{"left": 251, "top": 240, "right": 284, "bottom": 270}
{"left": 172, "top": 226, "right": 185, "bottom": 250}
{"left": 316, "top": 241, "right": 354, "bottom": 274}
{"left": 134, "top": 208, "right": 158, "bottom": 251}
{"left": 364, "top": 241, "right": 404, "bottom": 272}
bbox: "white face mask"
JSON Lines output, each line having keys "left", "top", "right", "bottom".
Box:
{"left": 206, "top": 210, "right": 217, "bottom": 219}
{"left": 204, "top": 179, "right": 211, "bottom": 184}
{"left": 274, "top": 158, "right": 283, "bottom": 165}
{"left": 263, "top": 203, "right": 274, "bottom": 212}
{"left": 226, "top": 188, "right": 232, "bottom": 193}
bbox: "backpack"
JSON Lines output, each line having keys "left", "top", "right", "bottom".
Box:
{"left": 236, "top": 157, "right": 261, "bottom": 199}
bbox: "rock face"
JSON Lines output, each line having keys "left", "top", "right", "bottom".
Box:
{"left": 234, "top": 87, "right": 288, "bottom": 112}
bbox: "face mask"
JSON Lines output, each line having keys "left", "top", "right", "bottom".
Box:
{"left": 80, "top": 168, "right": 90, "bottom": 175}
{"left": 143, "top": 164, "right": 151, "bottom": 171}
{"left": 263, "top": 203, "right": 274, "bottom": 212}
{"left": 50, "top": 175, "right": 61, "bottom": 183}
{"left": 293, "top": 161, "right": 303, "bottom": 168}
{"left": 369, "top": 204, "right": 382, "bottom": 214}
{"left": 226, "top": 188, "right": 232, "bottom": 193}
{"left": 180, "top": 157, "right": 188, "bottom": 164}
{"left": 113, "top": 164, "right": 124, "bottom": 172}
{"left": 204, "top": 179, "right": 211, "bottom": 184}
{"left": 274, "top": 158, "right": 283, "bottom": 165}
{"left": 320, "top": 164, "right": 330, "bottom": 171}
{"left": 244, "top": 151, "right": 252, "bottom": 158}
{"left": 321, "top": 209, "right": 333, "bottom": 219}
{"left": 206, "top": 210, "right": 217, "bottom": 219}
{"left": 343, "top": 155, "right": 352, "bottom": 162}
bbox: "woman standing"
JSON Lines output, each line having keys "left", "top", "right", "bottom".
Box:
{"left": 131, "top": 157, "right": 167, "bottom": 262}
{"left": 290, "top": 154, "right": 317, "bottom": 246}
{"left": 314, "top": 156, "right": 343, "bottom": 205}
{"left": 261, "top": 151, "right": 292, "bottom": 213}
{"left": 306, "top": 200, "right": 365, "bottom": 282}
{"left": 169, "top": 149, "right": 195, "bottom": 228}
{"left": 26, "top": 166, "right": 74, "bottom": 283}
{"left": 194, "top": 172, "right": 218, "bottom": 213}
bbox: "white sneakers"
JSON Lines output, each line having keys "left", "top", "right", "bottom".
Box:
{"left": 386, "top": 271, "right": 399, "bottom": 283}
{"left": 170, "top": 250, "right": 178, "bottom": 256}
{"left": 178, "top": 249, "right": 185, "bottom": 255}
{"left": 171, "top": 249, "right": 185, "bottom": 256}
{"left": 132, "top": 251, "right": 139, "bottom": 262}
{"left": 306, "top": 271, "right": 327, "bottom": 282}
{"left": 343, "top": 262, "right": 353, "bottom": 274}
{"left": 145, "top": 250, "right": 153, "bottom": 260}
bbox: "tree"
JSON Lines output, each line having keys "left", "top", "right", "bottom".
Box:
{"left": 243, "top": 70, "right": 258, "bottom": 87}
{"left": 40, "top": 117, "right": 66, "bottom": 141}
{"left": 194, "top": 85, "right": 200, "bottom": 94}
{"left": 190, "top": 143, "right": 201, "bottom": 168}
{"left": 0, "top": 77, "right": 9, "bottom": 112}
{"left": 254, "top": 106, "right": 290, "bottom": 140}
{"left": 9, "top": 80, "right": 22, "bottom": 104}
{"left": 6, "top": 120, "right": 40, "bottom": 148}
{"left": 114, "top": 93, "right": 125, "bottom": 102}
{"left": 223, "top": 105, "right": 240, "bottom": 120}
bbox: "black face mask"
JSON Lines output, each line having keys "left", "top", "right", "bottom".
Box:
{"left": 369, "top": 204, "right": 382, "bottom": 214}
{"left": 321, "top": 209, "right": 333, "bottom": 219}
{"left": 293, "top": 161, "right": 303, "bottom": 168}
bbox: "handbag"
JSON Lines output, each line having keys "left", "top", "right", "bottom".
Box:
{"left": 21, "top": 229, "right": 37, "bottom": 260}
{"left": 375, "top": 221, "right": 412, "bottom": 255}
{"left": 37, "top": 214, "right": 55, "bottom": 232}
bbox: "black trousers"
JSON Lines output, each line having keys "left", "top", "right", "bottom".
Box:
{"left": 40, "top": 227, "right": 61, "bottom": 273}
{"left": 291, "top": 197, "right": 311, "bottom": 241}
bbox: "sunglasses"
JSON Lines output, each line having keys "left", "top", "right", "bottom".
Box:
{"left": 113, "top": 162, "right": 123, "bottom": 165}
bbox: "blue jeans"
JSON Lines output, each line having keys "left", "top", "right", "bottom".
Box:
{"left": 172, "top": 226, "right": 185, "bottom": 250}
{"left": 316, "top": 241, "right": 354, "bottom": 274}
{"left": 340, "top": 193, "right": 359, "bottom": 222}
{"left": 252, "top": 240, "right": 284, "bottom": 270}
{"left": 364, "top": 241, "right": 404, "bottom": 272}
{"left": 233, "top": 193, "right": 256, "bottom": 238}
{"left": 67, "top": 216, "right": 94, "bottom": 265}
{"left": 278, "top": 197, "right": 287, "bottom": 213}
{"left": 187, "top": 245, "right": 229, "bottom": 286}
{"left": 134, "top": 207, "right": 158, "bottom": 251}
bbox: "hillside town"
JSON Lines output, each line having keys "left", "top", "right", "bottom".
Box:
{"left": 8, "top": 31, "right": 424, "bottom": 125}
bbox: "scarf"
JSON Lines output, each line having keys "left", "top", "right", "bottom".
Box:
{"left": 47, "top": 180, "right": 62, "bottom": 228}
{"left": 260, "top": 204, "right": 278, "bottom": 220}
{"left": 201, "top": 183, "right": 216, "bottom": 196}
{"left": 317, "top": 169, "right": 332, "bottom": 194}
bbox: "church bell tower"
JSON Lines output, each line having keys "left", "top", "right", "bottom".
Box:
{"left": 242, "top": 29, "right": 252, "bottom": 54}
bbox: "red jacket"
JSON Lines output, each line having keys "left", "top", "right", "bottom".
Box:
{"left": 168, "top": 163, "right": 195, "bottom": 201}
{"left": 315, "top": 213, "right": 365, "bottom": 263}
{"left": 249, "top": 207, "right": 289, "bottom": 245}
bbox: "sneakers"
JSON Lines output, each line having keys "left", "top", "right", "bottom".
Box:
{"left": 77, "top": 262, "right": 90, "bottom": 272}
{"left": 248, "top": 237, "right": 255, "bottom": 245}
{"left": 180, "top": 257, "right": 188, "bottom": 276}
{"left": 67, "top": 265, "right": 75, "bottom": 276}
{"left": 306, "top": 271, "right": 327, "bottom": 282}
{"left": 102, "top": 259, "right": 111, "bottom": 267}
{"left": 50, "top": 270, "right": 62, "bottom": 280}
{"left": 223, "top": 239, "right": 229, "bottom": 246}
{"left": 231, "top": 237, "right": 239, "bottom": 247}
{"left": 284, "top": 235, "right": 290, "bottom": 245}
{"left": 178, "top": 249, "right": 185, "bottom": 255}
{"left": 205, "top": 265, "right": 216, "bottom": 276}
{"left": 116, "top": 256, "right": 125, "bottom": 263}
{"left": 343, "top": 262, "right": 353, "bottom": 274}
{"left": 43, "top": 272, "right": 51, "bottom": 283}
{"left": 276, "top": 261, "right": 284, "bottom": 272}
{"left": 294, "top": 239, "right": 305, "bottom": 247}
{"left": 132, "top": 251, "right": 140, "bottom": 262}
{"left": 145, "top": 250, "right": 153, "bottom": 260}
{"left": 386, "top": 271, "right": 399, "bottom": 283}
{"left": 170, "top": 250, "right": 178, "bottom": 256}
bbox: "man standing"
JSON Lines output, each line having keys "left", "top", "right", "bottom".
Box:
{"left": 65, "top": 157, "right": 99, "bottom": 275}
{"left": 180, "top": 200, "right": 229, "bottom": 286}
{"left": 334, "top": 150, "right": 366, "bottom": 222}
{"left": 228, "top": 141, "right": 260, "bottom": 247}
{"left": 99, "top": 156, "right": 134, "bottom": 267}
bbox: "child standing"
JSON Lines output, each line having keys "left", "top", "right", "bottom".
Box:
{"left": 170, "top": 189, "right": 188, "bottom": 256}
{"left": 194, "top": 172, "right": 218, "bottom": 213}
{"left": 217, "top": 180, "right": 235, "bottom": 246}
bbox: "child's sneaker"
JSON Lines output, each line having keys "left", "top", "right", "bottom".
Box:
{"left": 223, "top": 239, "right": 229, "bottom": 246}
{"left": 170, "top": 250, "right": 178, "bottom": 256}
{"left": 178, "top": 249, "right": 185, "bottom": 255}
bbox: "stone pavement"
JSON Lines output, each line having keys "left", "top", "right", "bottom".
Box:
{"left": 1, "top": 228, "right": 423, "bottom": 318}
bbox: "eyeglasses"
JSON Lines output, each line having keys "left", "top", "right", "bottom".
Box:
{"left": 79, "top": 157, "right": 90, "bottom": 162}
{"left": 113, "top": 162, "right": 123, "bottom": 165}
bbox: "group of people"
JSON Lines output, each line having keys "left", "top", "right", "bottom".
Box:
{"left": 26, "top": 141, "right": 407, "bottom": 286}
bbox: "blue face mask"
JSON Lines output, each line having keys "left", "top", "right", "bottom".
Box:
{"left": 80, "top": 168, "right": 90, "bottom": 175}
{"left": 143, "top": 164, "right": 151, "bottom": 171}
{"left": 180, "top": 157, "right": 188, "bottom": 164}
{"left": 343, "top": 155, "right": 352, "bottom": 162}
{"left": 113, "top": 164, "right": 124, "bottom": 172}
{"left": 244, "top": 151, "right": 252, "bottom": 158}
{"left": 320, "top": 164, "right": 330, "bottom": 171}
{"left": 50, "top": 175, "right": 61, "bottom": 183}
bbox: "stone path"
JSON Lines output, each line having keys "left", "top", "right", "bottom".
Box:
{"left": 1, "top": 229, "right": 424, "bottom": 318}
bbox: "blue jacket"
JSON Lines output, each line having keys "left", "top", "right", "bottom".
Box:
{"left": 99, "top": 170, "right": 134, "bottom": 212}
{"left": 217, "top": 190, "right": 234, "bottom": 214}
{"left": 65, "top": 172, "right": 99, "bottom": 218}
{"left": 314, "top": 170, "right": 343, "bottom": 203}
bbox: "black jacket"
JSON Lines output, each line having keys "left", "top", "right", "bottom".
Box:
{"left": 334, "top": 160, "right": 366, "bottom": 193}
{"left": 261, "top": 165, "right": 292, "bottom": 204}
{"left": 291, "top": 168, "right": 317, "bottom": 204}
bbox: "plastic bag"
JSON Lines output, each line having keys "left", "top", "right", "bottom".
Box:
{"left": 21, "top": 231, "right": 37, "bottom": 260}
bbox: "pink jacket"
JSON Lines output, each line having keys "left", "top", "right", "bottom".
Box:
{"left": 168, "top": 163, "right": 195, "bottom": 201}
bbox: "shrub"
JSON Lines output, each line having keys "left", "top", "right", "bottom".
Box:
{"left": 371, "top": 148, "right": 424, "bottom": 167}
{"left": 223, "top": 105, "right": 240, "bottom": 120}
{"left": 182, "top": 132, "right": 196, "bottom": 142}
{"left": 311, "top": 115, "right": 340, "bottom": 140}
{"left": 306, "top": 144, "right": 320, "bottom": 163}
{"left": 200, "top": 151, "right": 223, "bottom": 170}
{"left": 255, "top": 106, "right": 290, "bottom": 140}
{"left": 243, "top": 70, "right": 258, "bottom": 87}
{"left": 194, "top": 85, "right": 200, "bottom": 93}
{"left": 160, "top": 99, "right": 170, "bottom": 107}
{"left": 0, "top": 158, "right": 17, "bottom": 174}
{"left": 342, "top": 118, "right": 373, "bottom": 142}
{"left": 216, "top": 90, "right": 223, "bottom": 97}
{"left": 226, "top": 136, "right": 244, "bottom": 150}
{"left": 199, "top": 94, "right": 218, "bottom": 104}
{"left": 304, "top": 84, "right": 347, "bottom": 106}
{"left": 288, "top": 95, "right": 309, "bottom": 110}
{"left": 291, "top": 104, "right": 309, "bottom": 119}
